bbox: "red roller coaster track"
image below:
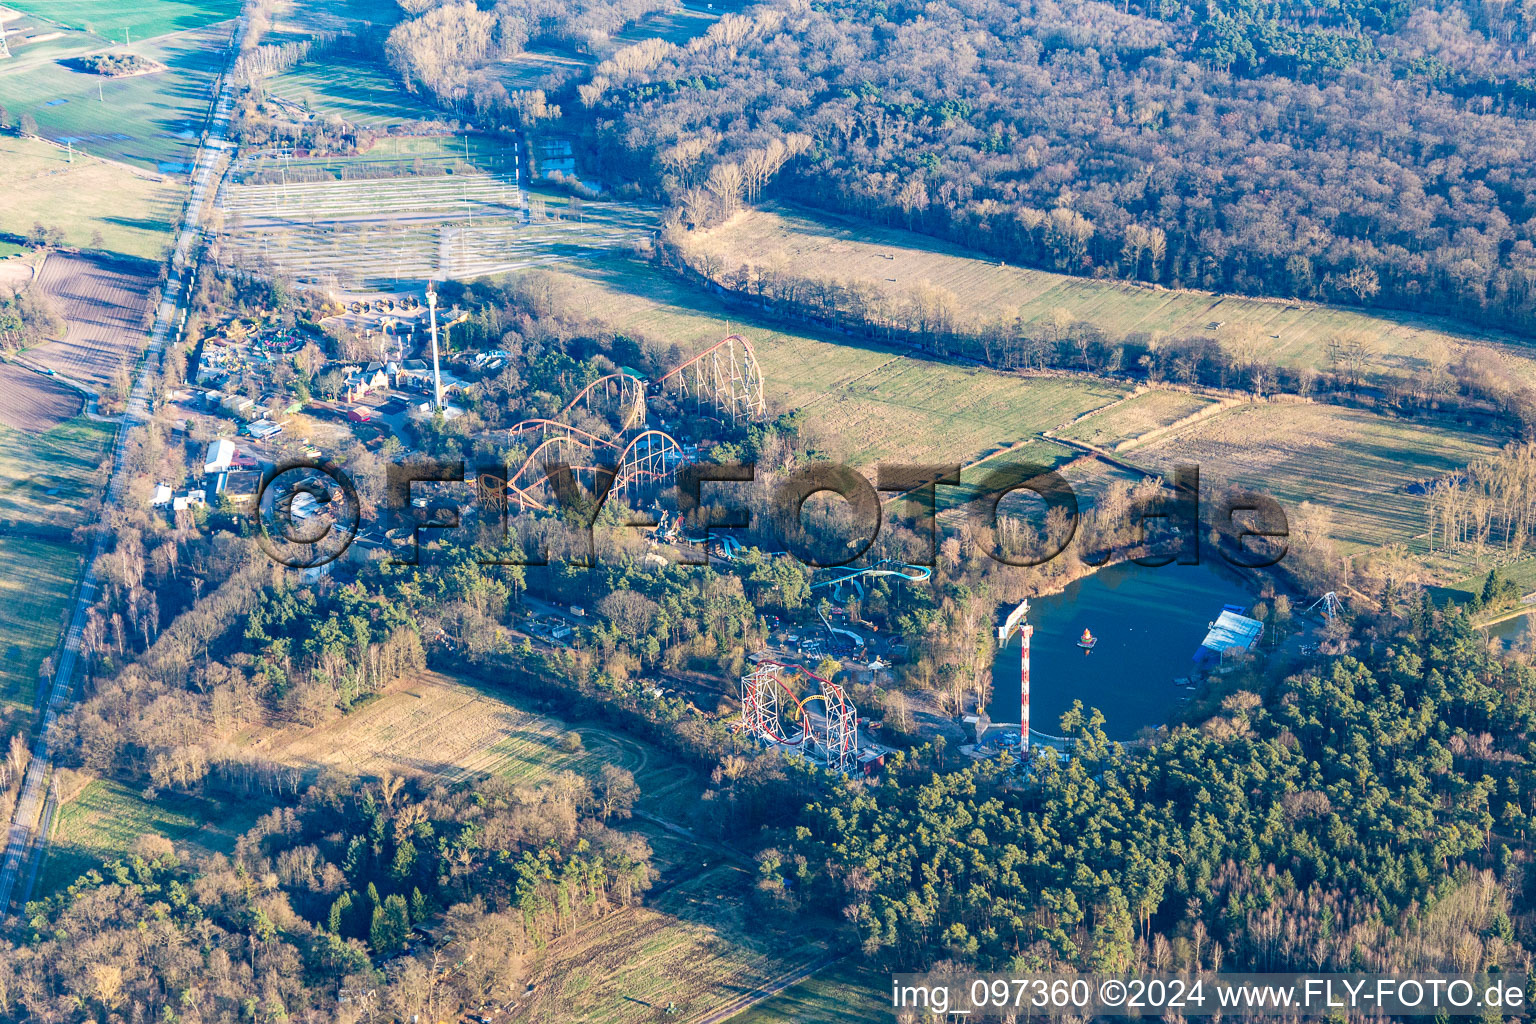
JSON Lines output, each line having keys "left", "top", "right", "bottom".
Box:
{"left": 557, "top": 372, "right": 647, "bottom": 432}
{"left": 657, "top": 334, "right": 766, "bottom": 425}
{"left": 740, "top": 660, "right": 858, "bottom": 774}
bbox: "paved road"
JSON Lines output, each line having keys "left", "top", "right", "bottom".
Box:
{"left": 0, "top": 25, "right": 245, "bottom": 920}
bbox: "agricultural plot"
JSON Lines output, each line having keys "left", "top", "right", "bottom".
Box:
{"left": 264, "top": 58, "right": 443, "bottom": 127}
{"left": 725, "top": 962, "right": 891, "bottom": 1024}
{"left": 1123, "top": 402, "right": 1504, "bottom": 553}
{"left": 494, "top": 48, "right": 594, "bottom": 91}
{"left": 0, "top": 21, "right": 229, "bottom": 172}
{"left": 36, "top": 779, "right": 257, "bottom": 896}
{"left": 1058, "top": 388, "right": 1220, "bottom": 449}
{"left": 0, "top": 136, "right": 178, "bottom": 260}
{"left": 0, "top": 414, "right": 110, "bottom": 706}
{"left": 0, "top": 5, "right": 86, "bottom": 65}
{"left": 4, "top": 0, "right": 239, "bottom": 42}
{"left": 0, "top": 414, "right": 112, "bottom": 527}
{"left": 0, "top": 537, "right": 81, "bottom": 707}
{"left": 0, "top": 363, "right": 81, "bottom": 431}
{"left": 692, "top": 206, "right": 1536, "bottom": 389}
{"left": 218, "top": 163, "right": 656, "bottom": 286}
{"left": 0, "top": 413, "right": 109, "bottom": 706}
{"left": 29, "top": 253, "right": 156, "bottom": 392}
{"left": 520, "top": 862, "right": 837, "bottom": 1024}
{"left": 260, "top": 672, "right": 700, "bottom": 821}
{"left": 533, "top": 259, "right": 1131, "bottom": 467}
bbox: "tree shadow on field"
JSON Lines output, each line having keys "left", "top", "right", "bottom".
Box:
{"left": 104, "top": 215, "right": 174, "bottom": 232}
{"left": 564, "top": 254, "right": 950, "bottom": 368}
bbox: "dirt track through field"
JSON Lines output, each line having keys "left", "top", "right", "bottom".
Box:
{"left": 0, "top": 363, "right": 81, "bottom": 431}
{"left": 29, "top": 254, "right": 155, "bottom": 393}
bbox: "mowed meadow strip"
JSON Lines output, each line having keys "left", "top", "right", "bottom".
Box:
{"left": 532, "top": 259, "right": 1145, "bottom": 467}
{"left": 1122, "top": 402, "right": 1505, "bottom": 553}
{"left": 690, "top": 205, "right": 1536, "bottom": 388}
{"left": 257, "top": 672, "right": 700, "bottom": 819}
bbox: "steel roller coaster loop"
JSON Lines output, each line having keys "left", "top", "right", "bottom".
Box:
{"left": 740, "top": 660, "right": 858, "bottom": 774}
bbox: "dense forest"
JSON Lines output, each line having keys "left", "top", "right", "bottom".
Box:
{"left": 0, "top": 770, "right": 650, "bottom": 1020}
{"left": 583, "top": 0, "right": 1536, "bottom": 333}
{"left": 782, "top": 602, "right": 1536, "bottom": 974}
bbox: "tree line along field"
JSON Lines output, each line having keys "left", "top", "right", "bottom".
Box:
{"left": 0, "top": 20, "right": 230, "bottom": 173}
{"left": 689, "top": 205, "right": 1536, "bottom": 391}
{"left": 536, "top": 256, "right": 1516, "bottom": 580}
{"left": 531, "top": 258, "right": 1156, "bottom": 468}
{"left": 0, "top": 137, "right": 178, "bottom": 260}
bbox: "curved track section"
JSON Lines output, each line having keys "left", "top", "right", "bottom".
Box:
{"left": 503, "top": 425, "right": 688, "bottom": 511}
{"left": 557, "top": 372, "right": 647, "bottom": 433}
{"left": 739, "top": 661, "right": 858, "bottom": 774}
{"left": 657, "top": 334, "right": 766, "bottom": 425}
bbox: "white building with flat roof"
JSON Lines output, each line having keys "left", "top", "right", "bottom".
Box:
{"left": 204, "top": 438, "right": 236, "bottom": 475}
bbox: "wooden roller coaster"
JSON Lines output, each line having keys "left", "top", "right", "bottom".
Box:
{"left": 483, "top": 334, "right": 765, "bottom": 512}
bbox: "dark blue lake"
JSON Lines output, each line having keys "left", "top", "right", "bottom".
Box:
{"left": 986, "top": 560, "right": 1262, "bottom": 740}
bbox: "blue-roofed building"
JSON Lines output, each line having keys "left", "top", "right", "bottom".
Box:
{"left": 1195, "top": 609, "right": 1264, "bottom": 665}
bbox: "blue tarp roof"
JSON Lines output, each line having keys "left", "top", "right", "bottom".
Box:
{"left": 1200, "top": 610, "right": 1264, "bottom": 655}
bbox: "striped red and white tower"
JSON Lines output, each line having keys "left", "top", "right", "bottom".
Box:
{"left": 1020, "top": 620, "right": 1032, "bottom": 752}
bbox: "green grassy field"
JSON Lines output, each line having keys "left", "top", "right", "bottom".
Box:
{"left": 0, "top": 21, "right": 228, "bottom": 172}
{"left": 726, "top": 962, "right": 891, "bottom": 1024}
{"left": 522, "top": 861, "right": 841, "bottom": 1024}
{"left": 0, "top": 416, "right": 114, "bottom": 529}
{"left": 37, "top": 779, "right": 258, "bottom": 895}
{"left": 0, "top": 415, "right": 110, "bottom": 707}
{"left": 1124, "top": 402, "right": 1504, "bottom": 553}
{"left": 0, "top": 537, "right": 80, "bottom": 708}
{"left": 5, "top": 0, "right": 238, "bottom": 41}
{"left": 265, "top": 58, "right": 443, "bottom": 127}
{"left": 532, "top": 258, "right": 1133, "bottom": 467}
{"left": 1059, "top": 389, "right": 1219, "bottom": 449}
{"left": 692, "top": 205, "right": 1536, "bottom": 390}
{"left": 0, "top": 136, "right": 178, "bottom": 258}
